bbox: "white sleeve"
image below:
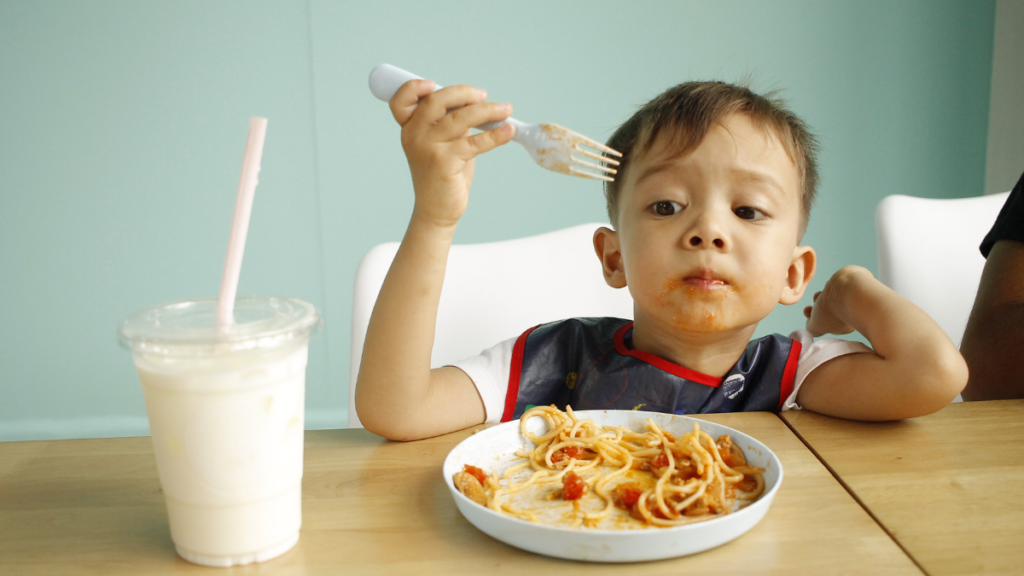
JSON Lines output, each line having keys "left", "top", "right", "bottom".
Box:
{"left": 781, "top": 329, "right": 873, "bottom": 411}
{"left": 447, "top": 336, "right": 517, "bottom": 423}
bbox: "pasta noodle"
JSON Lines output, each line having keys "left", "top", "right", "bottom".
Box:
{"left": 452, "top": 405, "right": 766, "bottom": 529}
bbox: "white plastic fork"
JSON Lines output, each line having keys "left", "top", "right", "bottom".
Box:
{"left": 369, "top": 64, "right": 622, "bottom": 182}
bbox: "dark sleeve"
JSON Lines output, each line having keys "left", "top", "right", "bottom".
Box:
{"left": 980, "top": 171, "right": 1024, "bottom": 258}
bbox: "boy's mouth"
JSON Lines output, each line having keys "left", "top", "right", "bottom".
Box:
{"left": 682, "top": 269, "right": 730, "bottom": 291}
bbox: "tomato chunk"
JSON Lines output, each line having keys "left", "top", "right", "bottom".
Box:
{"left": 562, "top": 471, "right": 588, "bottom": 500}
{"left": 716, "top": 435, "right": 747, "bottom": 468}
{"left": 651, "top": 452, "right": 669, "bottom": 470}
{"left": 463, "top": 464, "right": 487, "bottom": 484}
{"left": 613, "top": 482, "right": 643, "bottom": 508}
{"left": 551, "top": 445, "right": 586, "bottom": 463}
{"left": 453, "top": 471, "right": 487, "bottom": 506}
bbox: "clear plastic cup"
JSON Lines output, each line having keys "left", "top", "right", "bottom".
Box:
{"left": 119, "top": 296, "right": 320, "bottom": 567}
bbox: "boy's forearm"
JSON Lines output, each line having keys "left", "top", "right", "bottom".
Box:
{"left": 354, "top": 214, "right": 457, "bottom": 433}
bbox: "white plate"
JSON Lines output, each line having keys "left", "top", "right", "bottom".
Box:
{"left": 442, "top": 410, "right": 783, "bottom": 562}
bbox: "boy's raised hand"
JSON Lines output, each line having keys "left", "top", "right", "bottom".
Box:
{"left": 803, "top": 265, "right": 863, "bottom": 336}
{"left": 390, "top": 79, "right": 516, "bottom": 228}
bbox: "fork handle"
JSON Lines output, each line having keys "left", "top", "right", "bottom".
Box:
{"left": 369, "top": 63, "right": 520, "bottom": 133}
{"left": 369, "top": 64, "right": 428, "bottom": 102}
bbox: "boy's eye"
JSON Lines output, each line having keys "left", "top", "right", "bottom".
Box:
{"left": 735, "top": 206, "right": 766, "bottom": 221}
{"left": 652, "top": 201, "right": 684, "bottom": 216}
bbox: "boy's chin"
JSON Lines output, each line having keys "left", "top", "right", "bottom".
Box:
{"left": 640, "top": 308, "right": 766, "bottom": 338}
{"left": 659, "top": 314, "right": 743, "bottom": 335}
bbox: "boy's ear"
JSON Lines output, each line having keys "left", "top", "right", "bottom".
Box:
{"left": 779, "top": 245, "right": 816, "bottom": 305}
{"left": 593, "top": 227, "right": 627, "bottom": 289}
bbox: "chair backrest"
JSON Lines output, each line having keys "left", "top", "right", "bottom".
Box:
{"left": 348, "top": 223, "right": 635, "bottom": 428}
{"left": 876, "top": 192, "right": 1009, "bottom": 349}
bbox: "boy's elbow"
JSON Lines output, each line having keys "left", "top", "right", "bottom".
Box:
{"left": 902, "top": 350, "right": 968, "bottom": 418}
{"left": 354, "top": 385, "right": 403, "bottom": 441}
{"left": 933, "top": 348, "right": 969, "bottom": 401}
{"left": 358, "top": 409, "right": 422, "bottom": 442}
{"left": 363, "top": 422, "right": 421, "bottom": 442}
{"left": 356, "top": 409, "right": 393, "bottom": 440}
{"left": 354, "top": 397, "right": 419, "bottom": 442}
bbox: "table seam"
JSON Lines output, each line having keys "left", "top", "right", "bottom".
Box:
{"left": 775, "top": 414, "right": 930, "bottom": 576}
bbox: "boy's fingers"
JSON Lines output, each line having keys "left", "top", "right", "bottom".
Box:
{"left": 407, "top": 85, "right": 488, "bottom": 132}
{"left": 436, "top": 102, "right": 513, "bottom": 141}
{"left": 390, "top": 79, "right": 436, "bottom": 126}
{"left": 462, "top": 123, "right": 516, "bottom": 156}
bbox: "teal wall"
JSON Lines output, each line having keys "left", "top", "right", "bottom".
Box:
{"left": 0, "top": 1, "right": 995, "bottom": 440}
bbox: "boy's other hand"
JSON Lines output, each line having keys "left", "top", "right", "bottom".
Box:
{"left": 390, "top": 79, "right": 515, "bottom": 228}
{"left": 803, "top": 265, "right": 869, "bottom": 337}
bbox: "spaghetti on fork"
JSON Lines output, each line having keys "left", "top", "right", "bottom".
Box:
{"left": 453, "top": 405, "right": 766, "bottom": 529}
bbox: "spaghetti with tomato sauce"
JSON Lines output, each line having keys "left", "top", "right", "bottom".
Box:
{"left": 452, "top": 405, "right": 766, "bottom": 529}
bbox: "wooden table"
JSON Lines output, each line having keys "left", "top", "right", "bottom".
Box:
{"left": 0, "top": 412, "right": 920, "bottom": 575}
{"left": 782, "top": 400, "right": 1024, "bottom": 576}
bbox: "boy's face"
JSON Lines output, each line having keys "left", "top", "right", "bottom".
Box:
{"left": 595, "top": 113, "right": 815, "bottom": 340}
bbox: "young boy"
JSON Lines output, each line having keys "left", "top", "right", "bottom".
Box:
{"left": 355, "top": 78, "right": 968, "bottom": 441}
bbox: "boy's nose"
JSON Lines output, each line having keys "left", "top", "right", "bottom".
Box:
{"left": 688, "top": 234, "right": 725, "bottom": 249}
{"left": 684, "top": 215, "right": 727, "bottom": 250}
{"left": 682, "top": 206, "right": 729, "bottom": 250}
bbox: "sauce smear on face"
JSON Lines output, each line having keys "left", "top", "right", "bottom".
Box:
{"left": 656, "top": 278, "right": 735, "bottom": 332}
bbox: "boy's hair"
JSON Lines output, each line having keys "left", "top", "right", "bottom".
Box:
{"left": 604, "top": 81, "right": 820, "bottom": 237}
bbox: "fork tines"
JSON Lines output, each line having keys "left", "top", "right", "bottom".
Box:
{"left": 571, "top": 141, "right": 623, "bottom": 182}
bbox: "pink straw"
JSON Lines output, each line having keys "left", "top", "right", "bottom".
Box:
{"left": 217, "top": 117, "right": 268, "bottom": 329}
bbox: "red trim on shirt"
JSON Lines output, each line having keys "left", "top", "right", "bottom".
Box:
{"left": 778, "top": 339, "right": 802, "bottom": 410}
{"left": 502, "top": 325, "right": 540, "bottom": 422}
{"left": 612, "top": 322, "right": 723, "bottom": 388}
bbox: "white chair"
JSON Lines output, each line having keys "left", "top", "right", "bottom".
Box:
{"left": 348, "top": 223, "right": 635, "bottom": 428}
{"left": 876, "top": 191, "right": 1010, "bottom": 349}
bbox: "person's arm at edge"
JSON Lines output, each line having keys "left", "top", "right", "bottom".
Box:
{"left": 796, "top": 265, "right": 968, "bottom": 420}
{"left": 354, "top": 80, "right": 515, "bottom": 441}
{"left": 960, "top": 240, "right": 1024, "bottom": 401}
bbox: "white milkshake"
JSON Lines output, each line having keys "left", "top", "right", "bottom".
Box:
{"left": 120, "top": 296, "right": 319, "bottom": 567}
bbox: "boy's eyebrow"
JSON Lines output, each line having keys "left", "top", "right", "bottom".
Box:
{"left": 633, "top": 160, "right": 678, "bottom": 189}
{"left": 729, "top": 168, "right": 787, "bottom": 198}
{"left": 634, "top": 164, "right": 790, "bottom": 199}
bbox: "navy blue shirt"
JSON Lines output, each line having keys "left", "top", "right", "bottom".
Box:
{"left": 500, "top": 317, "right": 801, "bottom": 422}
